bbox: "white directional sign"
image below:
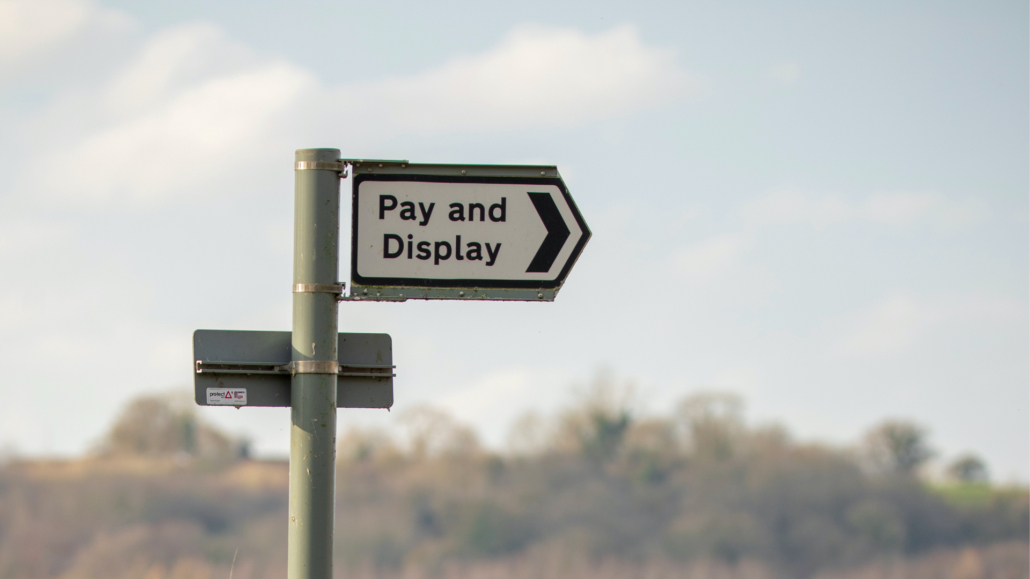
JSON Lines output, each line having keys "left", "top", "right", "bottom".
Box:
{"left": 349, "top": 163, "right": 590, "bottom": 301}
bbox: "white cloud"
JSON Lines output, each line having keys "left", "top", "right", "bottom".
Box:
{"left": 45, "top": 61, "right": 315, "bottom": 204}
{"left": 0, "top": 0, "right": 90, "bottom": 65}
{"left": 863, "top": 192, "right": 942, "bottom": 225}
{"left": 102, "top": 22, "right": 255, "bottom": 114}
{"left": 0, "top": 398, "right": 42, "bottom": 452}
{"left": 0, "top": 294, "right": 31, "bottom": 330}
{"left": 438, "top": 369, "right": 532, "bottom": 417}
{"left": 0, "top": 218, "right": 74, "bottom": 257}
{"left": 712, "top": 367, "right": 761, "bottom": 395}
{"left": 837, "top": 293, "right": 1027, "bottom": 356}
{"left": 0, "top": 0, "right": 129, "bottom": 70}
{"left": 740, "top": 190, "right": 851, "bottom": 227}
{"left": 839, "top": 294, "right": 924, "bottom": 355}
{"left": 17, "top": 21, "right": 315, "bottom": 205}
{"left": 767, "top": 62, "right": 800, "bottom": 84}
{"left": 22, "top": 20, "right": 694, "bottom": 206}
{"left": 332, "top": 24, "right": 698, "bottom": 134}
{"left": 741, "top": 190, "right": 986, "bottom": 228}
{"left": 435, "top": 366, "right": 577, "bottom": 448}
{"left": 671, "top": 232, "right": 753, "bottom": 283}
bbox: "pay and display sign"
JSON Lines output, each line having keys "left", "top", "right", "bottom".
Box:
{"left": 350, "top": 164, "right": 590, "bottom": 301}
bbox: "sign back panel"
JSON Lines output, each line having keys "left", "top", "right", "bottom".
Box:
{"left": 193, "top": 330, "right": 393, "bottom": 408}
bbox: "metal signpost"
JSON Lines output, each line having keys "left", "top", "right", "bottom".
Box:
{"left": 193, "top": 149, "right": 590, "bottom": 579}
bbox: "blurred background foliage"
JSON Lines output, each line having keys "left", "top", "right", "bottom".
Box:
{"left": 0, "top": 378, "right": 1025, "bottom": 579}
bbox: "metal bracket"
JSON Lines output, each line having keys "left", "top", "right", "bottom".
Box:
{"left": 287, "top": 360, "right": 340, "bottom": 375}
{"left": 294, "top": 283, "right": 345, "bottom": 300}
{"left": 196, "top": 360, "right": 396, "bottom": 378}
{"left": 344, "top": 161, "right": 559, "bottom": 178}
{"left": 295, "top": 160, "right": 347, "bottom": 172}
{"left": 339, "top": 158, "right": 409, "bottom": 166}
{"left": 337, "top": 159, "right": 411, "bottom": 180}
{"left": 346, "top": 284, "right": 555, "bottom": 302}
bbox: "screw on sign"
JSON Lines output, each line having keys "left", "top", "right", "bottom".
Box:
{"left": 192, "top": 152, "right": 590, "bottom": 579}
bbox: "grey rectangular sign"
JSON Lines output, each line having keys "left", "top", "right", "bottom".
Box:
{"left": 193, "top": 330, "right": 393, "bottom": 408}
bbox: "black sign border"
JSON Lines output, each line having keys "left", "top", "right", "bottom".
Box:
{"left": 351, "top": 173, "right": 591, "bottom": 290}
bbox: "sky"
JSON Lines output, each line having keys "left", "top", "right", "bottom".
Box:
{"left": 0, "top": 0, "right": 1027, "bottom": 480}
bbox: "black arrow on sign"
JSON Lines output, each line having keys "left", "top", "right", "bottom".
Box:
{"left": 526, "top": 192, "right": 571, "bottom": 273}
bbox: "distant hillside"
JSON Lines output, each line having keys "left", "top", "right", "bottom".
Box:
{"left": 0, "top": 388, "right": 1025, "bottom": 579}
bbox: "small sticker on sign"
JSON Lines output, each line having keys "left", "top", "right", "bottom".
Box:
{"left": 207, "top": 387, "right": 247, "bottom": 406}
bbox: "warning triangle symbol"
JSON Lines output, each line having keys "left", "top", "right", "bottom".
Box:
{"left": 225, "top": 391, "right": 233, "bottom": 399}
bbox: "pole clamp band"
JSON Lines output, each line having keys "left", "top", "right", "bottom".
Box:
{"left": 293, "top": 283, "right": 344, "bottom": 295}
{"left": 287, "top": 360, "right": 339, "bottom": 375}
{"left": 295, "top": 161, "right": 346, "bottom": 172}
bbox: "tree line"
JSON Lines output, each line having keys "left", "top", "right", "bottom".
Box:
{"left": 0, "top": 379, "right": 1024, "bottom": 579}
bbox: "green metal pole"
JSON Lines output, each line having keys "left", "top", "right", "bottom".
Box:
{"left": 289, "top": 148, "right": 341, "bottom": 579}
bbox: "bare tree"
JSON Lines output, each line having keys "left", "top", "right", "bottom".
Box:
{"left": 947, "top": 454, "right": 989, "bottom": 483}
{"left": 96, "top": 391, "right": 242, "bottom": 461}
{"left": 399, "top": 405, "right": 480, "bottom": 459}
{"left": 862, "top": 420, "right": 934, "bottom": 476}
{"left": 676, "top": 392, "right": 745, "bottom": 460}
{"left": 552, "top": 370, "right": 636, "bottom": 464}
